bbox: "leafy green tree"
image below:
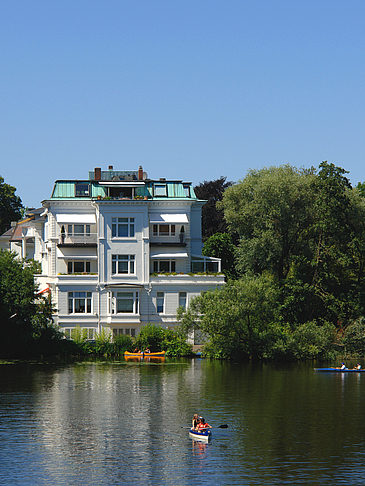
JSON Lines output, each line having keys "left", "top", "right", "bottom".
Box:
{"left": 343, "top": 318, "right": 365, "bottom": 355}
{"left": 178, "top": 274, "right": 281, "bottom": 359}
{"left": 0, "top": 176, "right": 24, "bottom": 234}
{"left": 202, "top": 232, "right": 236, "bottom": 278}
{"left": 0, "top": 250, "right": 56, "bottom": 357}
{"left": 220, "top": 165, "right": 314, "bottom": 281}
{"left": 194, "top": 177, "right": 233, "bottom": 240}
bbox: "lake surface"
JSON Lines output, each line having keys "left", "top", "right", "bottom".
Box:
{"left": 1, "top": 359, "right": 365, "bottom": 485}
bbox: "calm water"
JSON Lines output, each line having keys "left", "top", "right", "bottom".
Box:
{"left": 1, "top": 359, "right": 365, "bottom": 485}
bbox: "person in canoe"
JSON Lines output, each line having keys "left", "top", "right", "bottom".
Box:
{"left": 192, "top": 413, "right": 201, "bottom": 430}
{"left": 197, "top": 417, "right": 212, "bottom": 432}
{"left": 354, "top": 363, "right": 362, "bottom": 370}
{"left": 144, "top": 348, "right": 151, "bottom": 353}
{"left": 339, "top": 363, "right": 347, "bottom": 370}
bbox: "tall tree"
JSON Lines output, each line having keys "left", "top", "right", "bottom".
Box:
{"left": 220, "top": 165, "right": 315, "bottom": 281}
{"left": 194, "top": 177, "right": 232, "bottom": 240}
{"left": 0, "top": 176, "right": 23, "bottom": 234}
{"left": 220, "top": 163, "right": 365, "bottom": 325}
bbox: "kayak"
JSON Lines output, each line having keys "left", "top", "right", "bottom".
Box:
{"left": 124, "top": 351, "right": 166, "bottom": 358}
{"left": 189, "top": 428, "right": 212, "bottom": 442}
{"left": 314, "top": 368, "right": 365, "bottom": 372}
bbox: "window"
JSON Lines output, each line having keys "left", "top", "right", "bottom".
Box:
{"left": 179, "top": 292, "right": 187, "bottom": 310}
{"left": 152, "top": 224, "right": 175, "bottom": 237}
{"left": 154, "top": 184, "right": 167, "bottom": 197}
{"left": 75, "top": 183, "right": 90, "bottom": 197}
{"left": 67, "top": 224, "right": 90, "bottom": 236}
{"left": 113, "top": 328, "right": 136, "bottom": 338}
{"left": 112, "top": 217, "right": 135, "bottom": 237}
{"left": 153, "top": 260, "right": 176, "bottom": 273}
{"left": 63, "top": 327, "right": 95, "bottom": 340}
{"left": 67, "top": 261, "right": 91, "bottom": 274}
{"left": 111, "top": 291, "right": 139, "bottom": 314}
{"left": 183, "top": 184, "right": 191, "bottom": 197}
{"left": 112, "top": 255, "right": 135, "bottom": 274}
{"left": 156, "top": 292, "right": 164, "bottom": 313}
{"left": 68, "top": 292, "right": 92, "bottom": 313}
{"left": 191, "top": 258, "right": 219, "bottom": 273}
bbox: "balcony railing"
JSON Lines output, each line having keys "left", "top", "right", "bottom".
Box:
{"left": 58, "top": 233, "right": 97, "bottom": 245}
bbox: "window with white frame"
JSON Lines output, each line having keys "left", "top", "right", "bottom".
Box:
{"left": 112, "top": 254, "right": 135, "bottom": 274}
{"left": 111, "top": 291, "right": 139, "bottom": 314}
{"left": 179, "top": 291, "right": 187, "bottom": 310}
{"left": 112, "top": 217, "right": 135, "bottom": 237}
{"left": 153, "top": 260, "right": 176, "bottom": 273}
{"left": 68, "top": 292, "right": 92, "bottom": 313}
{"left": 67, "top": 261, "right": 91, "bottom": 274}
{"left": 67, "top": 224, "right": 90, "bottom": 236}
{"left": 113, "top": 328, "right": 136, "bottom": 338}
{"left": 152, "top": 224, "right": 175, "bottom": 237}
{"left": 156, "top": 292, "right": 164, "bottom": 313}
{"left": 154, "top": 183, "right": 167, "bottom": 197}
{"left": 63, "top": 327, "right": 95, "bottom": 340}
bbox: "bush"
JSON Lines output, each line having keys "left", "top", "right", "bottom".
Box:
{"left": 287, "top": 321, "right": 336, "bottom": 360}
{"left": 343, "top": 318, "right": 365, "bottom": 355}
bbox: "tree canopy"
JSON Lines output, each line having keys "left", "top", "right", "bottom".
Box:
{"left": 194, "top": 177, "right": 232, "bottom": 239}
{"left": 0, "top": 176, "right": 24, "bottom": 234}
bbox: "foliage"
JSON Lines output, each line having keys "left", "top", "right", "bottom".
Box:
{"left": 202, "top": 232, "right": 236, "bottom": 278}
{"left": 0, "top": 250, "right": 60, "bottom": 357}
{"left": 343, "top": 318, "right": 365, "bottom": 355}
{"left": 178, "top": 274, "right": 281, "bottom": 359}
{"left": 194, "top": 177, "right": 233, "bottom": 240}
{"left": 220, "top": 162, "right": 365, "bottom": 326}
{"left": 133, "top": 323, "right": 192, "bottom": 356}
{"left": 0, "top": 176, "right": 24, "bottom": 234}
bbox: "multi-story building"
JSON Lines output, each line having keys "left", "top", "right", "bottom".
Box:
{"left": 5, "top": 165, "right": 224, "bottom": 340}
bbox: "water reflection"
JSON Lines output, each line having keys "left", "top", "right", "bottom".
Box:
{"left": 1, "top": 361, "right": 365, "bottom": 484}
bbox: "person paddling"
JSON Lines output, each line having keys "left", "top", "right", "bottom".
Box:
{"left": 197, "top": 417, "right": 212, "bottom": 432}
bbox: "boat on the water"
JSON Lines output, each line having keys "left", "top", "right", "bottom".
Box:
{"left": 189, "top": 428, "right": 212, "bottom": 442}
{"left": 124, "top": 351, "right": 166, "bottom": 358}
{"left": 314, "top": 368, "right": 365, "bottom": 372}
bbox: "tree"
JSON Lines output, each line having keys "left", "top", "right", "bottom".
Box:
{"left": 220, "top": 165, "right": 315, "bottom": 281}
{"left": 194, "top": 177, "right": 233, "bottom": 240}
{"left": 0, "top": 250, "right": 57, "bottom": 357}
{"left": 202, "top": 232, "right": 236, "bottom": 278}
{"left": 0, "top": 176, "right": 24, "bottom": 234}
{"left": 220, "top": 163, "right": 365, "bottom": 326}
{"left": 178, "top": 275, "right": 281, "bottom": 359}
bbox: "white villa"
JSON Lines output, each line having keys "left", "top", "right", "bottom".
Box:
{"left": 3, "top": 165, "right": 224, "bottom": 340}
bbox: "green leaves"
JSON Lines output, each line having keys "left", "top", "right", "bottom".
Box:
{"left": 0, "top": 176, "right": 23, "bottom": 234}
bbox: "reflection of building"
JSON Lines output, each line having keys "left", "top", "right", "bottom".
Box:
{"left": 3, "top": 165, "right": 224, "bottom": 339}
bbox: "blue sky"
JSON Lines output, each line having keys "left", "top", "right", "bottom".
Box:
{"left": 1, "top": 0, "right": 364, "bottom": 208}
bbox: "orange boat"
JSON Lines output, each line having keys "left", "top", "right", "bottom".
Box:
{"left": 124, "top": 351, "right": 166, "bottom": 358}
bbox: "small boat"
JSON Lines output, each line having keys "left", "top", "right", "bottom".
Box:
{"left": 189, "top": 428, "right": 212, "bottom": 442}
{"left": 124, "top": 351, "right": 166, "bottom": 358}
{"left": 314, "top": 367, "right": 365, "bottom": 372}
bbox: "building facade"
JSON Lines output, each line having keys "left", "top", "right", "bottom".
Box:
{"left": 7, "top": 166, "right": 224, "bottom": 340}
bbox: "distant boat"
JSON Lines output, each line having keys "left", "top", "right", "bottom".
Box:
{"left": 314, "top": 368, "right": 364, "bottom": 372}
{"left": 124, "top": 351, "right": 166, "bottom": 358}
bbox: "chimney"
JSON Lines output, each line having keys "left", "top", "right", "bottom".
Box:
{"left": 94, "top": 167, "right": 101, "bottom": 181}
{"left": 108, "top": 165, "right": 113, "bottom": 170}
{"left": 138, "top": 165, "right": 144, "bottom": 180}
